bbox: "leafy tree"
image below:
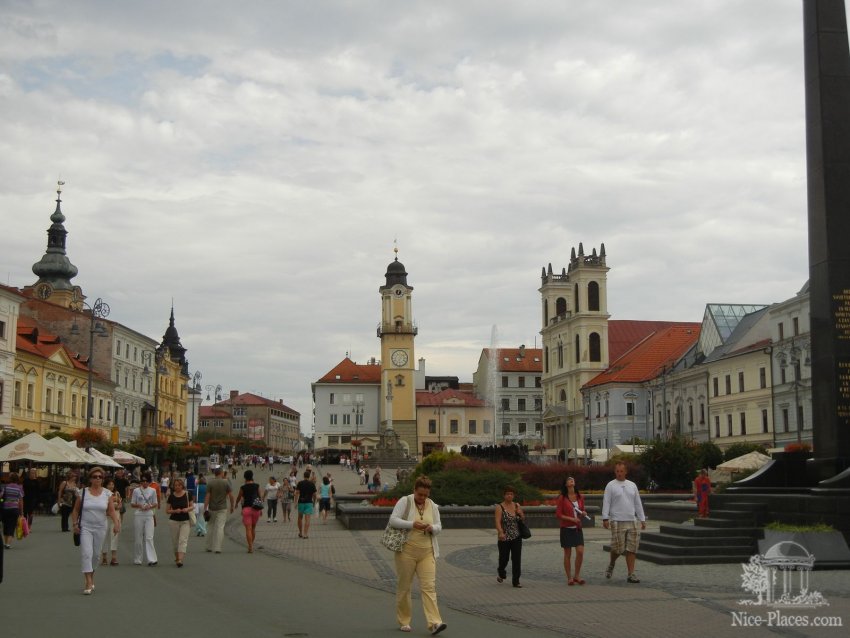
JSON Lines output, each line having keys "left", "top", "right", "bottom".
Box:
{"left": 694, "top": 441, "right": 723, "bottom": 469}
{"left": 638, "top": 436, "right": 697, "bottom": 489}
{"left": 0, "top": 429, "right": 31, "bottom": 447}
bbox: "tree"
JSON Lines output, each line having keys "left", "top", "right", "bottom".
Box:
{"left": 739, "top": 555, "right": 770, "bottom": 605}
{"left": 694, "top": 441, "right": 723, "bottom": 469}
{"left": 638, "top": 436, "right": 697, "bottom": 489}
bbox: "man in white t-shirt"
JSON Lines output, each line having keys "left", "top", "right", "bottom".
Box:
{"left": 601, "top": 462, "right": 646, "bottom": 584}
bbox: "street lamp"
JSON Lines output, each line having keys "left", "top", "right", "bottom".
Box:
{"left": 187, "top": 370, "right": 202, "bottom": 441}
{"left": 775, "top": 338, "right": 811, "bottom": 443}
{"left": 142, "top": 347, "right": 168, "bottom": 472}
{"left": 206, "top": 384, "right": 223, "bottom": 403}
{"left": 70, "top": 297, "right": 110, "bottom": 442}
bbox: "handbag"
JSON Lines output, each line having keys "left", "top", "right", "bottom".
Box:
{"left": 251, "top": 497, "right": 264, "bottom": 511}
{"left": 380, "top": 495, "right": 413, "bottom": 552}
{"left": 51, "top": 502, "right": 60, "bottom": 515}
{"left": 517, "top": 516, "right": 532, "bottom": 540}
{"left": 73, "top": 488, "right": 85, "bottom": 546}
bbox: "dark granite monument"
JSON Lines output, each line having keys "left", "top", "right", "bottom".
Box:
{"left": 805, "top": 0, "right": 850, "bottom": 484}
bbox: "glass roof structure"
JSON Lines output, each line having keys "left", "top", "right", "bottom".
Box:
{"left": 698, "top": 304, "right": 768, "bottom": 358}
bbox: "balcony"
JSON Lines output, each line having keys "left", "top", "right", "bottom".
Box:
{"left": 377, "top": 321, "right": 418, "bottom": 337}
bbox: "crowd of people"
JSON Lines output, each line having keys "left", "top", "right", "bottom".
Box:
{"left": 2, "top": 460, "right": 656, "bottom": 635}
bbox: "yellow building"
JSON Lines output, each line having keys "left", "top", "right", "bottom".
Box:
{"left": 416, "top": 389, "right": 490, "bottom": 456}
{"left": 13, "top": 315, "right": 110, "bottom": 437}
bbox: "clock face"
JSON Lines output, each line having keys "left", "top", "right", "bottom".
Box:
{"left": 391, "top": 349, "right": 409, "bottom": 367}
{"left": 394, "top": 288, "right": 404, "bottom": 297}
{"left": 35, "top": 282, "right": 53, "bottom": 299}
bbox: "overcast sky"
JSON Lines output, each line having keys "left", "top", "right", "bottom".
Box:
{"left": 1, "top": 1, "right": 830, "bottom": 433}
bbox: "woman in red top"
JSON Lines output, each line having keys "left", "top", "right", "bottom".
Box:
{"left": 555, "top": 476, "right": 586, "bottom": 585}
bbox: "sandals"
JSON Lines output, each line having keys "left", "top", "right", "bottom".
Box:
{"left": 575, "top": 577, "right": 586, "bottom": 585}
{"left": 568, "top": 578, "right": 576, "bottom": 586}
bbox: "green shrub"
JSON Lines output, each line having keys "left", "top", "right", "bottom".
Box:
{"left": 639, "top": 436, "right": 697, "bottom": 489}
{"left": 415, "top": 451, "right": 466, "bottom": 477}
{"left": 765, "top": 521, "right": 835, "bottom": 533}
{"left": 694, "top": 441, "right": 723, "bottom": 469}
{"left": 429, "top": 468, "right": 542, "bottom": 506}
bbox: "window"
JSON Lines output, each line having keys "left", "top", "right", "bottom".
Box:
{"left": 57, "top": 390, "right": 64, "bottom": 415}
{"left": 759, "top": 368, "right": 766, "bottom": 389}
{"left": 780, "top": 367, "right": 787, "bottom": 384}
{"left": 469, "top": 420, "right": 477, "bottom": 434}
{"left": 535, "top": 422, "right": 543, "bottom": 435}
{"left": 725, "top": 375, "right": 731, "bottom": 394}
{"left": 715, "top": 415, "right": 720, "bottom": 438}
{"left": 518, "top": 398, "right": 526, "bottom": 411}
{"left": 739, "top": 412, "right": 746, "bottom": 435}
{"left": 575, "top": 335, "right": 580, "bottom": 363}
{"left": 501, "top": 398, "right": 510, "bottom": 410}
{"left": 574, "top": 284, "right": 580, "bottom": 313}
{"left": 782, "top": 408, "right": 789, "bottom": 432}
{"left": 778, "top": 322, "right": 784, "bottom": 340}
{"left": 329, "top": 393, "right": 335, "bottom": 405}
{"left": 355, "top": 413, "right": 363, "bottom": 426}
{"left": 798, "top": 404, "right": 805, "bottom": 431}
{"left": 712, "top": 377, "right": 718, "bottom": 397}
{"left": 0, "top": 319, "right": 5, "bottom": 339}
{"left": 557, "top": 342, "right": 564, "bottom": 368}
{"left": 98, "top": 399, "right": 104, "bottom": 419}
{"left": 727, "top": 414, "right": 733, "bottom": 437}
{"left": 597, "top": 402, "right": 601, "bottom": 418}
{"left": 114, "top": 405, "right": 119, "bottom": 422}
{"left": 793, "top": 317, "right": 799, "bottom": 336}
{"left": 589, "top": 333, "right": 601, "bottom": 362}
{"left": 518, "top": 376, "right": 525, "bottom": 388}
{"left": 501, "top": 422, "right": 510, "bottom": 436}
{"left": 450, "top": 419, "right": 458, "bottom": 434}
{"left": 535, "top": 376, "right": 541, "bottom": 388}
{"left": 329, "top": 414, "right": 337, "bottom": 425}
{"left": 343, "top": 393, "right": 351, "bottom": 405}
{"left": 428, "top": 419, "right": 436, "bottom": 434}
{"left": 556, "top": 297, "right": 567, "bottom": 316}
{"left": 687, "top": 404, "right": 693, "bottom": 424}
{"left": 502, "top": 376, "right": 508, "bottom": 388}
{"left": 762, "top": 409, "right": 768, "bottom": 434}
{"left": 627, "top": 402, "right": 635, "bottom": 416}
{"left": 14, "top": 381, "right": 21, "bottom": 407}
{"left": 45, "top": 388, "right": 52, "bottom": 413}
{"left": 700, "top": 403, "right": 705, "bottom": 424}
{"left": 534, "top": 397, "right": 542, "bottom": 410}
{"left": 483, "top": 420, "right": 491, "bottom": 434}
{"left": 738, "top": 371, "right": 745, "bottom": 392}
{"left": 342, "top": 414, "right": 351, "bottom": 425}
{"left": 518, "top": 422, "right": 527, "bottom": 434}
{"left": 116, "top": 339, "right": 121, "bottom": 354}
{"left": 134, "top": 346, "right": 138, "bottom": 361}
{"left": 588, "top": 281, "right": 600, "bottom": 311}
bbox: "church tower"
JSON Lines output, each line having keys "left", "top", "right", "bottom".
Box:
{"left": 378, "top": 248, "right": 417, "bottom": 452}
{"left": 25, "top": 182, "right": 84, "bottom": 309}
{"left": 539, "top": 243, "right": 610, "bottom": 452}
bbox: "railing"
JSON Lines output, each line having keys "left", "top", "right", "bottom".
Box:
{"left": 376, "top": 321, "right": 418, "bottom": 336}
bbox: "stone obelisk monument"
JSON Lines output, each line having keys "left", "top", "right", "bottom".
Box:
{"left": 805, "top": 0, "right": 850, "bottom": 481}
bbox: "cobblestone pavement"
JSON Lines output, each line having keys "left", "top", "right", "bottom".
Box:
{"left": 234, "top": 464, "right": 850, "bottom": 637}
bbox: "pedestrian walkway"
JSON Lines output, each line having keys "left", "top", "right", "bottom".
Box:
{"left": 3, "top": 463, "right": 848, "bottom": 638}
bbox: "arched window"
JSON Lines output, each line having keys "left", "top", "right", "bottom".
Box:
{"left": 574, "top": 284, "right": 580, "bottom": 313}
{"left": 543, "top": 300, "right": 548, "bottom": 325}
{"left": 588, "top": 281, "right": 600, "bottom": 311}
{"left": 589, "top": 333, "right": 601, "bottom": 362}
{"left": 575, "top": 334, "right": 580, "bottom": 363}
{"left": 559, "top": 389, "right": 567, "bottom": 403}
{"left": 555, "top": 297, "right": 567, "bottom": 317}
{"left": 557, "top": 341, "right": 564, "bottom": 368}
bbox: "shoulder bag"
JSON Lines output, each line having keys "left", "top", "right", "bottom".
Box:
{"left": 380, "top": 495, "right": 412, "bottom": 552}
{"left": 517, "top": 511, "right": 532, "bottom": 540}
{"left": 73, "top": 488, "right": 86, "bottom": 546}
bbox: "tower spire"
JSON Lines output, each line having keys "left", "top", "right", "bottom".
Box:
{"left": 31, "top": 181, "right": 79, "bottom": 291}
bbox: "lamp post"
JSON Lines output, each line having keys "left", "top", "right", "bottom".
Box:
{"left": 187, "top": 370, "right": 202, "bottom": 441}
{"left": 70, "top": 297, "right": 110, "bottom": 444}
{"left": 776, "top": 338, "right": 811, "bottom": 444}
{"left": 205, "top": 384, "right": 223, "bottom": 404}
{"left": 142, "top": 347, "right": 168, "bottom": 473}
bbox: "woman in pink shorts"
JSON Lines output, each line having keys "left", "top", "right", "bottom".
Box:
{"left": 234, "top": 470, "right": 262, "bottom": 553}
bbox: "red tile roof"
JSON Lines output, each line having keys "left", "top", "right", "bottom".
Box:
{"left": 212, "top": 392, "right": 299, "bottom": 415}
{"left": 584, "top": 323, "right": 701, "bottom": 388}
{"left": 608, "top": 320, "right": 692, "bottom": 362}
{"left": 481, "top": 348, "right": 543, "bottom": 372}
{"left": 316, "top": 357, "right": 382, "bottom": 384}
{"left": 199, "top": 406, "right": 231, "bottom": 418}
{"left": 16, "top": 315, "right": 91, "bottom": 372}
{"left": 416, "top": 388, "right": 486, "bottom": 407}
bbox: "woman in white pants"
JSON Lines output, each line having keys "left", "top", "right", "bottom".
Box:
{"left": 131, "top": 474, "right": 158, "bottom": 566}
{"left": 70, "top": 467, "right": 120, "bottom": 595}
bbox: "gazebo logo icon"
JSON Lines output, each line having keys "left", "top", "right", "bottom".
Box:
{"left": 738, "top": 541, "right": 828, "bottom": 608}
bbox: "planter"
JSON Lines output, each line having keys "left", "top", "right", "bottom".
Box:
{"left": 758, "top": 530, "right": 850, "bottom": 569}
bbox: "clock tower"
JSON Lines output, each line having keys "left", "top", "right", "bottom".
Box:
{"left": 378, "top": 249, "right": 417, "bottom": 451}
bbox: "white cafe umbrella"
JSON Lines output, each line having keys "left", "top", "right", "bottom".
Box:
{"left": 716, "top": 451, "right": 772, "bottom": 473}
{"left": 47, "top": 437, "right": 100, "bottom": 464}
{"left": 113, "top": 448, "right": 146, "bottom": 465}
{"left": 86, "top": 447, "right": 123, "bottom": 468}
{"left": 0, "top": 432, "right": 71, "bottom": 463}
